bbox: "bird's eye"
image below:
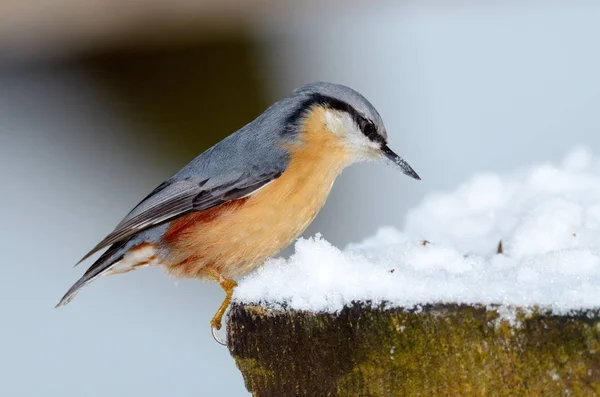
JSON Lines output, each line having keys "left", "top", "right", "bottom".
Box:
{"left": 361, "top": 119, "right": 377, "bottom": 137}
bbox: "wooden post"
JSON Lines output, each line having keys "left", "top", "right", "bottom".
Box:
{"left": 226, "top": 302, "right": 600, "bottom": 396}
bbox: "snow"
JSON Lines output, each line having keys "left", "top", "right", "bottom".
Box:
{"left": 234, "top": 147, "right": 600, "bottom": 314}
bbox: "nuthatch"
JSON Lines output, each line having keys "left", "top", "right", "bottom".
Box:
{"left": 56, "top": 82, "right": 420, "bottom": 342}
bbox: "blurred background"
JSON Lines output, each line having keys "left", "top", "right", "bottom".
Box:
{"left": 3, "top": 1, "right": 600, "bottom": 395}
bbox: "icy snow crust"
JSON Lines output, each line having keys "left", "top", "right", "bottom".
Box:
{"left": 234, "top": 148, "right": 600, "bottom": 314}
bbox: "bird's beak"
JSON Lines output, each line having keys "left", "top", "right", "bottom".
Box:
{"left": 381, "top": 145, "right": 421, "bottom": 180}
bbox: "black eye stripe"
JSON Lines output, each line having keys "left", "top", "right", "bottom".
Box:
{"left": 287, "top": 93, "right": 385, "bottom": 145}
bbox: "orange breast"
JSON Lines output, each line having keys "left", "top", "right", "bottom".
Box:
{"left": 164, "top": 106, "right": 353, "bottom": 279}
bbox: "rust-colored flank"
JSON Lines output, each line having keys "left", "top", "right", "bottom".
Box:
{"left": 163, "top": 199, "right": 249, "bottom": 244}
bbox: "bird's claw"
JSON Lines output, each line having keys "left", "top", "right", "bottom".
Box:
{"left": 211, "top": 324, "right": 227, "bottom": 346}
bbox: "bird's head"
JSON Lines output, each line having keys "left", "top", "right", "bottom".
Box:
{"left": 285, "top": 82, "right": 420, "bottom": 180}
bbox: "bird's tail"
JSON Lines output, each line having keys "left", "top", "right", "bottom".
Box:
{"left": 56, "top": 239, "right": 154, "bottom": 308}
{"left": 55, "top": 269, "right": 106, "bottom": 308}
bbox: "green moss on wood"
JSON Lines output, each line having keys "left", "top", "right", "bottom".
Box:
{"left": 227, "top": 303, "right": 600, "bottom": 397}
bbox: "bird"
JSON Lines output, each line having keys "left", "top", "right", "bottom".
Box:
{"left": 56, "top": 82, "right": 420, "bottom": 342}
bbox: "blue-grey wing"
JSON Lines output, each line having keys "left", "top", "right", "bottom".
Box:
{"left": 76, "top": 160, "right": 286, "bottom": 265}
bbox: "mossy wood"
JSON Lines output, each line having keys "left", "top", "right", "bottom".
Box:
{"left": 226, "top": 302, "right": 600, "bottom": 396}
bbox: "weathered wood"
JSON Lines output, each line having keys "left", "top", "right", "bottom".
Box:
{"left": 227, "top": 302, "right": 600, "bottom": 396}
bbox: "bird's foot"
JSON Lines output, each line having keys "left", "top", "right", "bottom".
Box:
{"left": 209, "top": 298, "right": 230, "bottom": 346}
{"left": 206, "top": 269, "right": 237, "bottom": 346}
{"left": 209, "top": 288, "right": 233, "bottom": 343}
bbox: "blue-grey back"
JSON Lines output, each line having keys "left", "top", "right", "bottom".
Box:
{"left": 172, "top": 91, "right": 304, "bottom": 184}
